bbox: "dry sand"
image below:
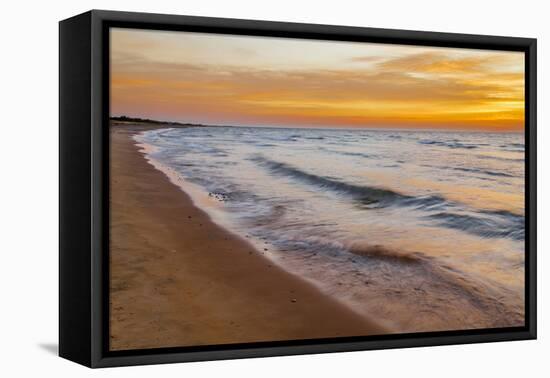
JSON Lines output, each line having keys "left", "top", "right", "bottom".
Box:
{"left": 109, "top": 125, "right": 385, "bottom": 351}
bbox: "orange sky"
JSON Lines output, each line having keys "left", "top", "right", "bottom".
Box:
{"left": 110, "top": 28, "right": 525, "bottom": 131}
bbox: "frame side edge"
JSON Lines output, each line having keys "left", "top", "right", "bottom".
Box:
{"left": 527, "top": 38, "right": 537, "bottom": 339}
{"left": 90, "top": 9, "right": 109, "bottom": 368}
{"left": 59, "top": 11, "right": 93, "bottom": 367}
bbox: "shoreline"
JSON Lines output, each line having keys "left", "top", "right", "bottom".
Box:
{"left": 110, "top": 124, "right": 386, "bottom": 351}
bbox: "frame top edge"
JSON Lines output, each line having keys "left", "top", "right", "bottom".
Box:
{"left": 88, "top": 9, "right": 536, "bottom": 50}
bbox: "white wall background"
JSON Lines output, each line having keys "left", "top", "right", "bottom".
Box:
{"left": 0, "top": 0, "right": 546, "bottom": 376}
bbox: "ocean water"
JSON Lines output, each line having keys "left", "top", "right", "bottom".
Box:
{"left": 134, "top": 126, "right": 525, "bottom": 333}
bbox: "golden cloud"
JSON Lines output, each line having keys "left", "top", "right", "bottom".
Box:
{"left": 111, "top": 40, "right": 524, "bottom": 131}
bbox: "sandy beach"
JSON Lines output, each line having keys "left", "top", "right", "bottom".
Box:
{"left": 109, "top": 125, "right": 385, "bottom": 351}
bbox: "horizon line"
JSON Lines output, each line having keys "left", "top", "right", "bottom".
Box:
{"left": 110, "top": 115, "right": 524, "bottom": 133}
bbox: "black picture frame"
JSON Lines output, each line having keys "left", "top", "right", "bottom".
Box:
{"left": 59, "top": 9, "right": 537, "bottom": 368}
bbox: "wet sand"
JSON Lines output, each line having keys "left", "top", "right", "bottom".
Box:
{"left": 109, "top": 125, "right": 385, "bottom": 351}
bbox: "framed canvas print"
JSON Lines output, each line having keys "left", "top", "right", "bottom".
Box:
{"left": 59, "top": 10, "right": 537, "bottom": 368}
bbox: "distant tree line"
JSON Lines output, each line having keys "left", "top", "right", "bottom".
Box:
{"left": 110, "top": 115, "right": 205, "bottom": 127}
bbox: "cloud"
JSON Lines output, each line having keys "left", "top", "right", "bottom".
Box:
{"left": 376, "top": 51, "right": 519, "bottom": 74}
{"left": 350, "top": 56, "right": 385, "bottom": 63}
{"left": 111, "top": 43, "right": 524, "bottom": 130}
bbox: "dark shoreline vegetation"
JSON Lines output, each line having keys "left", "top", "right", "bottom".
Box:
{"left": 110, "top": 115, "right": 208, "bottom": 128}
